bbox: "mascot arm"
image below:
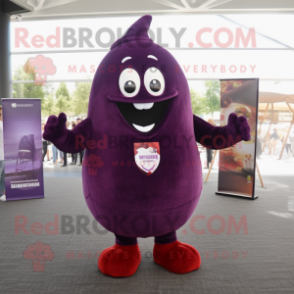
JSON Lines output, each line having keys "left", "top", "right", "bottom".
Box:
{"left": 193, "top": 113, "right": 250, "bottom": 150}
{"left": 43, "top": 113, "right": 92, "bottom": 153}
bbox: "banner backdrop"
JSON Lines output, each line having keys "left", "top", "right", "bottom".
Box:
{"left": 217, "top": 79, "right": 259, "bottom": 199}
{"left": 2, "top": 98, "right": 44, "bottom": 201}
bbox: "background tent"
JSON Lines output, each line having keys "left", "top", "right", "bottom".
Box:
{"left": 258, "top": 91, "right": 294, "bottom": 159}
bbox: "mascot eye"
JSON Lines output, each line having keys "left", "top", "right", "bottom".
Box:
{"left": 144, "top": 67, "right": 165, "bottom": 96}
{"left": 124, "top": 80, "right": 136, "bottom": 93}
{"left": 149, "top": 79, "right": 161, "bottom": 92}
{"left": 119, "top": 68, "right": 140, "bottom": 97}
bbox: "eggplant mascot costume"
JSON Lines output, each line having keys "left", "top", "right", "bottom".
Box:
{"left": 44, "top": 15, "right": 250, "bottom": 277}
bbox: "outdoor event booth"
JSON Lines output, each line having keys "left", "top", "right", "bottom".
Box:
{"left": 258, "top": 92, "right": 294, "bottom": 159}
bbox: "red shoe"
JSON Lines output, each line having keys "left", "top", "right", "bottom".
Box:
{"left": 153, "top": 241, "right": 201, "bottom": 274}
{"left": 98, "top": 244, "right": 141, "bottom": 277}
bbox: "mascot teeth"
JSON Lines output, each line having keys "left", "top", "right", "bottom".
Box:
{"left": 133, "top": 103, "right": 154, "bottom": 110}
{"left": 132, "top": 123, "right": 155, "bottom": 132}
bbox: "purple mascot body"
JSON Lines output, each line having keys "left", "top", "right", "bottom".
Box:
{"left": 44, "top": 15, "right": 250, "bottom": 277}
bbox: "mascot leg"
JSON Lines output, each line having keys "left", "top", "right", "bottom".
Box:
{"left": 98, "top": 234, "right": 141, "bottom": 277}
{"left": 153, "top": 231, "right": 201, "bottom": 274}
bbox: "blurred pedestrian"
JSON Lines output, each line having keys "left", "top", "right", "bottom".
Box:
{"left": 71, "top": 121, "right": 77, "bottom": 165}
{"left": 76, "top": 118, "right": 84, "bottom": 166}
{"left": 61, "top": 121, "right": 70, "bottom": 167}
{"left": 290, "top": 130, "right": 294, "bottom": 158}
{"left": 283, "top": 132, "right": 292, "bottom": 159}
{"left": 51, "top": 144, "right": 63, "bottom": 165}
{"left": 204, "top": 119, "right": 214, "bottom": 169}
{"left": 52, "top": 144, "right": 58, "bottom": 164}
{"left": 269, "top": 128, "right": 279, "bottom": 155}
{"left": 42, "top": 123, "right": 50, "bottom": 162}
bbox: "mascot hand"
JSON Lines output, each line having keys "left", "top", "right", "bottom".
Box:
{"left": 227, "top": 113, "right": 250, "bottom": 141}
{"left": 43, "top": 113, "right": 67, "bottom": 142}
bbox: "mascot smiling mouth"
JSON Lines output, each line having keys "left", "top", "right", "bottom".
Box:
{"left": 116, "top": 99, "right": 171, "bottom": 133}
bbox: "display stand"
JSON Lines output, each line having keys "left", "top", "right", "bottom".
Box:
{"left": 204, "top": 150, "right": 218, "bottom": 183}
{"left": 1, "top": 98, "right": 44, "bottom": 201}
{"left": 261, "top": 103, "right": 274, "bottom": 152}
{"left": 279, "top": 103, "right": 294, "bottom": 159}
{"left": 204, "top": 150, "right": 264, "bottom": 188}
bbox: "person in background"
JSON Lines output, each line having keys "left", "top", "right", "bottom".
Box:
{"left": 283, "top": 131, "right": 292, "bottom": 159}
{"left": 51, "top": 145, "right": 63, "bottom": 165}
{"left": 47, "top": 140, "right": 52, "bottom": 162}
{"left": 290, "top": 130, "right": 294, "bottom": 158}
{"left": 204, "top": 119, "right": 214, "bottom": 169}
{"left": 61, "top": 121, "right": 70, "bottom": 167}
{"left": 70, "top": 121, "right": 77, "bottom": 164}
{"left": 58, "top": 148, "right": 64, "bottom": 165}
{"left": 41, "top": 123, "right": 49, "bottom": 162}
{"left": 0, "top": 106, "right": 5, "bottom": 197}
{"left": 263, "top": 132, "right": 271, "bottom": 150}
{"left": 76, "top": 118, "right": 84, "bottom": 166}
{"left": 269, "top": 128, "right": 279, "bottom": 155}
{"left": 52, "top": 144, "right": 58, "bottom": 165}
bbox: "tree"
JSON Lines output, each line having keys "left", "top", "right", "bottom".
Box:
{"left": 12, "top": 63, "right": 49, "bottom": 116}
{"left": 12, "top": 64, "right": 46, "bottom": 100}
{"left": 41, "top": 83, "right": 55, "bottom": 114}
{"left": 42, "top": 94, "right": 55, "bottom": 116}
{"left": 55, "top": 82, "right": 72, "bottom": 114}
{"left": 204, "top": 81, "right": 220, "bottom": 117}
{"left": 55, "top": 82, "right": 70, "bottom": 101}
{"left": 55, "top": 95, "right": 71, "bottom": 113}
{"left": 12, "top": 67, "right": 26, "bottom": 98}
{"left": 190, "top": 90, "right": 210, "bottom": 116}
{"left": 24, "top": 82, "right": 46, "bottom": 99}
{"left": 72, "top": 82, "right": 92, "bottom": 115}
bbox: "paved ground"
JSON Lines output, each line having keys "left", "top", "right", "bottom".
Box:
{"left": 0, "top": 152, "right": 293, "bottom": 294}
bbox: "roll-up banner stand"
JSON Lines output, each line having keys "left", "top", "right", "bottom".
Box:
{"left": 1, "top": 98, "right": 44, "bottom": 201}
{"left": 216, "top": 79, "right": 259, "bottom": 200}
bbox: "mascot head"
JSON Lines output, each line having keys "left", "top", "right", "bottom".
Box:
{"left": 88, "top": 15, "right": 192, "bottom": 138}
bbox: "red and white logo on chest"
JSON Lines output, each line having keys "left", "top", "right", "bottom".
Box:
{"left": 134, "top": 142, "right": 160, "bottom": 176}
